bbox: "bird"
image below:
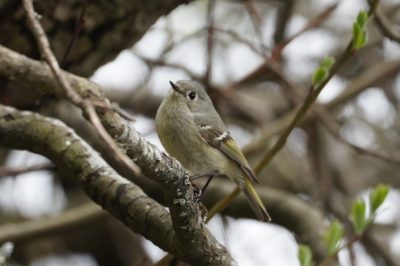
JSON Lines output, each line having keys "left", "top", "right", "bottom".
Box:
{"left": 155, "top": 80, "right": 271, "bottom": 222}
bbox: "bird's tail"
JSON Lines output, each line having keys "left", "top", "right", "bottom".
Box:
{"left": 241, "top": 179, "right": 271, "bottom": 222}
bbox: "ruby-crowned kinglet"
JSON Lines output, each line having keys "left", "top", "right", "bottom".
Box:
{"left": 155, "top": 80, "right": 271, "bottom": 222}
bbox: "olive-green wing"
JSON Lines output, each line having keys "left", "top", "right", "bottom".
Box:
{"left": 197, "top": 124, "right": 259, "bottom": 184}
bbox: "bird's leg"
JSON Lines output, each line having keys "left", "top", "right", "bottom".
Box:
{"left": 190, "top": 170, "right": 220, "bottom": 180}
{"left": 190, "top": 170, "right": 219, "bottom": 199}
{"left": 201, "top": 174, "right": 215, "bottom": 195}
{"left": 189, "top": 170, "right": 220, "bottom": 221}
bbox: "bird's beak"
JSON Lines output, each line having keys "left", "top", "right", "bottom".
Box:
{"left": 169, "top": 81, "right": 183, "bottom": 95}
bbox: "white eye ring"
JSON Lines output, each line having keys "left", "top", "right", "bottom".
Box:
{"left": 186, "top": 91, "right": 197, "bottom": 101}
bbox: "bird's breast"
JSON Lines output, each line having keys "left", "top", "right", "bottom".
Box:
{"left": 156, "top": 103, "right": 228, "bottom": 175}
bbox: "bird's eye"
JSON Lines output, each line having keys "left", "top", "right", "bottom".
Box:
{"left": 187, "top": 91, "right": 197, "bottom": 101}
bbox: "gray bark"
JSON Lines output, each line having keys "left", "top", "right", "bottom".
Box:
{"left": 0, "top": 104, "right": 235, "bottom": 265}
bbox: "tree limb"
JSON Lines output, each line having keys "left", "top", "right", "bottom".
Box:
{"left": 0, "top": 105, "right": 234, "bottom": 265}
{"left": 21, "top": 0, "right": 141, "bottom": 176}
{"left": 0, "top": 203, "right": 105, "bottom": 244}
{"left": 0, "top": 45, "right": 208, "bottom": 249}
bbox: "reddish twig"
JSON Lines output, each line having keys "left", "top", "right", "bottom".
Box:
{"left": 22, "top": 0, "right": 141, "bottom": 176}
{"left": 61, "top": 0, "right": 90, "bottom": 67}
{"left": 272, "top": 3, "right": 338, "bottom": 60}
{"left": 204, "top": 0, "right": 381, "bottom": 223}
{"left": 244, "top": 0, "right": 268, "bottom": 54}
{"left": 229, "top": 3, "right": 338, "bottom": 90}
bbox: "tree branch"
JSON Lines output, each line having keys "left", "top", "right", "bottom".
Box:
{"left": 372, "top": 2, "right": 400, "bottom": 43}
{"left": 0, "top": 105, "right": 173, "bottom": 254}
{"left": 22, "top": 0, "right": 141, "bottom": 176}
{"left": 0, "top": 163, "right": 54, "bottom": 177}
{"left": 201, "top": 179, "right": 328, "bottom": 260}
{"left": 0, "top": 45, "right": 205, "bottom": 245}
{"left": 243, "top": 59, "right": 400, "bottom": 156}
{"left": 0, "top": 105, "right": 233, "bottom": 264}
{"left": 0, "top": 203, "right": 105, "bottom": 244}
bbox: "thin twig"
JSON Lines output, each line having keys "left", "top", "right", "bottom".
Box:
{"left": 61, "top": 0, "right": 90, "bottom": 67}
{"left": 155, "top": 3, "right": 339, "bottom": 227}
{"left": 229, "top": 3, "right": 338, "bottom": 90}
{"left": 202, "top": 0, "right": 381, "bottom": 224}
{"left": 318, "top": 236, "right": 361, "bottom": 266}
{"left": 273, "top": 0, "right": 294, "bottom": 45}
{"left": 22, "top": 0, "right": 141, "bottom": 176}
{"left": 136, "top": 54, "right": 202, "bottom": 81}
{"left": 213, "top": 27, "right": 263, "bottom": 55}
{"left": 372, "top": 2, "right": 400, "bottom": 43}
{"left": 0, "top": 164, "right": 55, "bottom": 177}
{"left": 206, "top": 188, "right": 240, "bottom": 222}
{"left": 0, "top": 202, "right": 105, "bottom": 243}
{"left": 243, "top": 59, "right": 400, "bottom": 156}
{"left": 272, "top": 3, "right": 338, "bottom": 60}
{"left": 254, "top": 34, "right": 354, "bottom": 173}
{"left": 154, "top": 254, "right": 174, "bottom": 266}
{"left": 23, "top": 0, "right": 82, "bottom": 106}
{"left": 316, "top": 108, "right": 400, "bottom": 165}
{"left": 205, "top": 0, "right": 216, "bottom": 86}
{"left": 245, "top": 0, "right": 268, "bottom": 55}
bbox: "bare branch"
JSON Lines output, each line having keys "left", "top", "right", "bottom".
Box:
{"left": 0, "top": 203, "right": 105, "bottom": 243}
{"left": 316, "top": 108, "right": 400, "bottom": 165}
{"left": 273, "top": 0, "right": 295, "bottom": 44}
{"left": 243, "top": 58, "right": 400, "bottom": 157}
{"left": 60, "top": 0, "right": 90, "bottom": 67}
{"left": 0, "top": 163, "right": 54, "bottom": 177}
{"left": 254, "top": 42, "right": 353, "bottom": 174}
{"left": 203, "top": 1, "right": 383, "bottom": 228}
{"left": 0, "top": 44, "right": 235, "bottom": 264}
{"left": 205, "top": 0, "right": 216, "bottom": 85}
{"left": 244, "top": 0, "right": 268, "bottom": 54}
{"left": 372, "top": 2, "right": 400, "bottom": 43}
{"left": 21, "top": 0, "right": 141, "bottom": 176}
{"left": 0, "top": 105, "right": 234, "bottom": 265}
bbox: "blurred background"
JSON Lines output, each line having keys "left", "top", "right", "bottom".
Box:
{"left": 0, "top": 0, "right": 400, "bottom": 265}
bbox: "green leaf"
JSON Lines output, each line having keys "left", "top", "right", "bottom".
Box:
{"left": 320, "top": 56, "right": 335, "bottom": 69}
{"left": 353, "top": 32, "right": 367, "bottom": 49}
{"left": 351, "top": 199, "right": 367, "bottom": 234}
{"left": 356, "top": 11, "right": 369, "bottom": 28}
{"left": 312, "top": 68, "right": 327, "bottom": 87}
{"left": 324, "top": 220, "right": 344, "bottom": 255}
{"left": 352, "top": 11, "right": 369, "bottom": 49}
{"left": 353, "top": 22, "right": 362, "bottom": 38}
{"left": 369, "top": 184, "right": 389, "bottom": 214}
{"left": 298, "top": 244, "right": 313, "bottom": 266}
{"left": 311, "top": 56, "right": 335, "bottom": 87}
{"left": 357, "top": 32, "right": 367, "bottom": 49}
{"left": 352, "top": 24, "right": 362, "bottom": 49}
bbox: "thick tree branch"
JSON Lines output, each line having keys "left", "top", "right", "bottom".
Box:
{"left": 22, "top": 0, "right": 141, "bottom": 177}
{"left": 0, "top": 0, "right": 192, "bottom": 76}
{"left": 0, "top": 105, "right": 172, "bottom": 252}
{"left": 0, "top": 203, "right": 105, "bottom": 244}
{"left": 0, "top": 42, "right": 235, "bottom": 263}
{"left": 0, "top": 105, "right": 234, "bottom": 265}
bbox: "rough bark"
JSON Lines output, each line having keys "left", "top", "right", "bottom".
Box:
{"left": 0, "top": 0, "right": 190, "bottom": 76}
{"left": 0, "top": 104, "right": 235, "bottom": 265}
{"left": 0, "top": 43, "right": 331, "bottom": 261}
{"left": 0, "top": 0, "right": 191, "bottom": 109}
